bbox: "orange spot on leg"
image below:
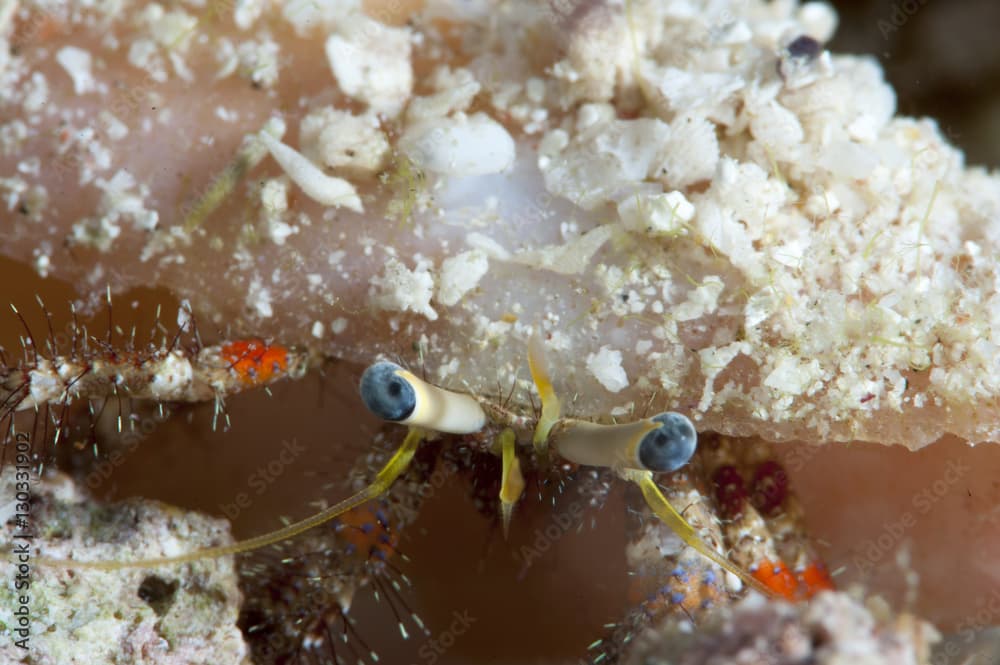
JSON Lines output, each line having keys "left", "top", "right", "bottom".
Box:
{"left": 798, "top": 561, "right": 836, "bottom": 598}
{"left": 336, "top": 501, "right": 399, "bottom": 564}
{"left": 221, "top": 339, "right": 289, "bottom": 386}
{"left": 752, "top": 558, "right": 798, "bottom": 600}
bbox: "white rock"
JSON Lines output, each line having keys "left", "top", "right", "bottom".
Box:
{"left": 749, "top": 100, "right": 804, "bottom": 153}
{"left": 260, "top": 178, "right": 289, "bottom": 213}
{"left": 437, "top": 250, "right": 489, "bottom": 306}
{"left": 406, "top": 66, "right": 481, "bottom": 121}
{"left": 618, "top": 191, "right": 694, "bottom": 235}
{"left": 542, "top": 118, "right": 670, "bottom": 209}
{"left": 282, "top": 0, "right": 360, "bottom": 35}
{"left": 586, "top": 346, "right": 629, "bottom": 393}
{"left": 512, "top": 225, "right": 614, "bottom": 276}
{"left": 300, "top": 108, "right": 388, "bottom": 173}
{"left": 673, "top": 276, "right": 725, "bottom": 322}
{"left": 234, "top": 0, "right": 266, "bottom": 29}
{"left": 55, "top": 46, "right": 96, "bottom": 95}
{"left": 325, "top": 16, "right": 412, "bottom": 116}
{"left": 764, "top": 355, "right": 822, "bottom": 396}
{"left": 246, "top": 278, "right": 273, "bottom": 318}
{"left": 400, "top": 113, "right": 516, "bottom": 176}
{"left": 655, "top": 114, "right": 720, "bottom": 189}
{"left": 798, "top": 2, "right": 838, "bottom": 42}
{"left": 370, "top": 258, "right": 438, "bottom": 321}
{"left": 819, "top": 141, "right": 879, "bottom": 179}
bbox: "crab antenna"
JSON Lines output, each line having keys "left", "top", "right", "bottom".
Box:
{"left": 39, "top": 429, "right": 424, "bottom": 571}
{"left": 498, "top": 428, "right": 524, "bottom": 539}
{"left": 527, "top": 334, "right": 560, "bottom": 453}
{"left": 620, "top": 468, "right": 777, "bottom": 599}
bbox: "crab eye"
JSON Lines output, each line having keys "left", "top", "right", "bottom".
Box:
{"left": 360, "top": 362, "right": 416, "bottom": 422}
{"left": 359, "top": 361, "right": 487, "bottom": 434}
{"left": 786, "top": 34, "right": 822, "bottom": 60}
{"left": 637, "top": 412, "right": 697, "bottom": 472}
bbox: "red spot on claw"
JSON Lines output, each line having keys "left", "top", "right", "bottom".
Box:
{"left": 750, "top": 460, "right": 788, "bottom": 516}
{"left": 712, "top": 465, "right": 747, "bottom": 519}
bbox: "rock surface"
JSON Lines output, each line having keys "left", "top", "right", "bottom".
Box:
{"left": 624, "top": 591, "right": 939, "bottom": 665}
{"left": 0, "top": 469, "right": 248, "bottom": 665}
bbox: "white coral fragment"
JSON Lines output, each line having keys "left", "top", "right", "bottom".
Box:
{"left": 260, "top": 133, "right": 363, "bottom": 212}
{"left": 400, "top": 113, "right": 515, "bottom": 176}
{"left": 654, "top": 114, "right": 720, "bottom": 189}
{"left": 618, "top": 191, "right": 694, "bottom": 235}
{"left": 55, "top": 46, "right": 96, "bottom": 95}
{"left": 587, "top": 346, "right": 629, "bottom": 393}
{"left": 371, "top": 258, "right": 438, "bottom": 321}
{"left": 541, "top": 118, "right": 670, "bottom": 209}
{"left": 300, "top": 108, "right": 388, "bottom": 173}
{"left": 437, "top": 250, "right": 489, "bottom": 307}
{"left": 325, "top": 16, "right": 412, "bottom": 116}
{"left": 763, "top": 355, "right": 822, "bottom": 396}
{"left": 512, "top": 225, "right": 615, "bottom": 276}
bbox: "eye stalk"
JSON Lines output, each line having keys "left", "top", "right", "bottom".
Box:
{"left": 359, "top": 361, "right": 487, "bottom": 434}
{"left": 551, "top": 411, "right": 697, "bottom": 473}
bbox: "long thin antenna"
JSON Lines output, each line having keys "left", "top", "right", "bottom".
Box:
{"left": 106, "top": 285, "right": 113, "bottom": 347}
{"left": 11, "top": 304, "right": 39, "bottom": 364}
{"left": 39, "top": 429, "right": 423, "bottom": 570}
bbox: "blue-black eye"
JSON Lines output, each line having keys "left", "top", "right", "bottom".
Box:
{"left": 638, "top": 412, "right": 697, "bottom": 472}
{"left": 786, "top": 35, "right": 822, "bottom": 60}
{"left": 360, "top": 362, "right": 416, "bottom": 422}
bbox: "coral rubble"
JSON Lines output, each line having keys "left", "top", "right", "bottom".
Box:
{"left": 623, "top": 591, "right": 939, "bottom": 665}
{"left": 1, "top": 1, "right": 998, "bottom": 448}
{"left": 0, "top": 469, "right": 247, "bottom": 665}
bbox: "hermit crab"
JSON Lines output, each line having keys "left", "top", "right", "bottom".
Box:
{"left": 2, "top": 0, "right": 996, "bottom": 662}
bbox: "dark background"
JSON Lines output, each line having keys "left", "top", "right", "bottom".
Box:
{"left": 831, "top": 0, "right": 1000, "bottom": 169}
